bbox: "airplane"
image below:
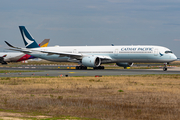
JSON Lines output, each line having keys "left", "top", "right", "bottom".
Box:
{"left": 5, "top": 26, "right": 177, "bottom": 71}
{"left": 0, "top": 39, "right": 49, "bottom": 64}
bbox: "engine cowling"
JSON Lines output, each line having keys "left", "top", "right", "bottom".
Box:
{"left": 0, "top": 57, "right": 4, "bottom": 63}
{"left": 116, "top": 62, "right": 133, "bottom": 68}
{"left": 82, "top": 56, "right": 101, "bottom": 67}
{"left": 0, "top": 57, "right": 7, "bottom": 64}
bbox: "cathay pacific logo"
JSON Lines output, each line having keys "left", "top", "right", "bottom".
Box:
{"left": 22, "top": 30, "right": 34, "bottom": 47}
{"left": 159, "top": 52, "right": 163, "bottom": 57}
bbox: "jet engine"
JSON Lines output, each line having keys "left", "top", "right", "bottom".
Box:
{"left": 116, "top": 62, "right": 133, "bottom": 68}
{"left": 0, "top": 57, "right": 4, "bottom": 63}
{"left": 82, "top": 56, "right": 101, "bottom": 67}
{"left": 0, "top": 57, "right": 7, "bottom": 64}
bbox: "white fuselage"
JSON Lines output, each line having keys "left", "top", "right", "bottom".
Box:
{"left": 26, "top": 45, "right": 177, "bottom": 63}
{"left": 0, "top": 52, "right": 25, "bottom": 62}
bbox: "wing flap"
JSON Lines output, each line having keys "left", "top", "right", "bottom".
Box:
{"left": 98, "top": 55, "right": 112, "bottom": 60}
{"left": 7, "top": 48, "right": 32, "bottom": 53}
{"left": 5, "top": 41, "right": 112, "bottom": 61}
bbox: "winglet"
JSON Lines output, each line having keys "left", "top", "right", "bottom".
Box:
{"left": 4, "top": 41, "right": 22, "bottom": 50}
{"left": 4, "top": 41, "right": 15, "bottom": 48}
{"left": 19, "top": 26, "right": 40, "bottom": 48}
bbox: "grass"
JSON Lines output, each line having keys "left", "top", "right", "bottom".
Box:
{"left": 0, "top": 70, "right": 41, "bottom": 73}
{"left": 0, "top": 75, "right": 180, "bottom": 119}
{"left": 0, "top": 109, "right": 90, "bottom": 120}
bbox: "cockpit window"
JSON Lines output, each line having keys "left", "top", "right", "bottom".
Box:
{"left": 165, "top": 51, "right": 173, "bottom": 54}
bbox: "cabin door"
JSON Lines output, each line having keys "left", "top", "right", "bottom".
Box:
{"left": 73, "top": 49, "right": 77, "bottom": 53}
{"left": 114, "top": 49, "right": 119, "bottom": 56}
{"left": 154, "top": 49, "right": 158, "bottom": 56}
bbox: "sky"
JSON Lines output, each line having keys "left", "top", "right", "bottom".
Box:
{"left": 0, "top": 0, "right": 180, "bottom": 56}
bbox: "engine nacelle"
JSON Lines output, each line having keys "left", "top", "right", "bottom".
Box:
{"left": 0, "top": 57, "right": 7, "bottom": 64}
{"left": 82, "top": 56, "right": 101, "bottom": 67}
{"left": 0, "top": 57, "right": 4, "bottom": 63}
{"left": 116, "top": 62, "right": 133, "bottom": 68}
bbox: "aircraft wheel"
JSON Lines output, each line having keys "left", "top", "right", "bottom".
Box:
{"left": 76, "top": 66, "right": 80, "bottom": 70}
{"left": 93, "top": 67, "right": 97, "bottom": 70}
{"left": 101, "top": 66, "right": 104, "bottom": 69}
{"left": 76, "top": 66, "right": 87, "bottom": 70}
{"left": 2, "top": 62, "right": 7, "bottom": 65}
{"left": 93, "top": 66, "right": 104, "bottom": 70}
{"left": 163, "top": 67, "right": 167, "bottom": 71}
{"left": 82, "top": 66, "right": 87, "bottom": 70}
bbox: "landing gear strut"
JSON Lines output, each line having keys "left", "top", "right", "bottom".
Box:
{"left": 163, "top": 63, "right": 167, "bottom": 71}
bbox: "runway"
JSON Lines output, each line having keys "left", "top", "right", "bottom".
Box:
{"left": 0, "top": 65, "right": 180, "bottom": 77}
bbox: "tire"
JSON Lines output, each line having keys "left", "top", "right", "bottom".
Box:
{"left": 76, "top": 66, "right": 87, "bottom": 70}
{"left": 2, "top": 62, "right": 7, "bottom": 65}
{"left": 93, "top": 66, "right": 104, "bottom": 70}
{"left": 163, "top": 67, "right": 167, "bottom": 71}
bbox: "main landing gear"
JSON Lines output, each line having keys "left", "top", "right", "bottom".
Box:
{"left": 1, "top": 62, "right": 7, "bottom": 65}
{"left": 75, "top": 66, "right": 105, "bottom": 70}
{"left": 93, "top": 66, "right": 104, "bottom": 70}
{"left": 76, "top": 66, "right": 87, "bottom": 70}
{"left": 163, "top": 63, "right": 167, "bottom": 71}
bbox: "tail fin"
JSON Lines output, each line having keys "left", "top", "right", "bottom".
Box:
{"left": 19, "top": 26, "right": 39, "bottom": 48}
{"left": 39, "top": 39, "right": 50, "bottom": 47}
{"left": 2, "top": 54, "right": 7, "bottom": 57}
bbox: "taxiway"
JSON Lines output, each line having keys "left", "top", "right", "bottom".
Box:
{"left": 0, "top": 65, "right": 180, "bottom": 77}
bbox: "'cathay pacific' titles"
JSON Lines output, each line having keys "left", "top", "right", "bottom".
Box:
{"left": 121, "top": 47, "right": 153, "bottom": 51}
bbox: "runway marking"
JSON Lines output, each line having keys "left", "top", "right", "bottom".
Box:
{"left": 58, "top": 72, "right": 87, "bottom": 74}
{"left": 69, "top": 72, "right": 87, "bottom": 74}
{"left": 69, "top": 72, "right": 75, "bottom": 74}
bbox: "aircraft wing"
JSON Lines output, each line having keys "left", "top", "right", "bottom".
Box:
{"left": 97, "top": 55, "right": 112, "bottom": 60}
{"left": 7, "top": 48, "right": 33, "bottom": 54}
{"left": 41, "top": 50, "right": 82, "bottom": 58}
{"left": 5, "top": 41, "right": 112, "bottom": 60}
{"left": 41, "top": 50, "right": 112, "bottom": 60}
{"left": 5, "top": 41, "right": 33, "bottom": 53}
{"left": 5, "top": 41, "right": 22, "bottom": 49}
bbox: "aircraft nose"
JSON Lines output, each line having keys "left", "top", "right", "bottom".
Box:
{"left": 172, "top": 54, "right": 177, "bottom": 60}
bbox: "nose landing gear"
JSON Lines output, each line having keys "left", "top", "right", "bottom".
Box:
{"left": 163, "top": 63, "right": 167, "bottom": 71}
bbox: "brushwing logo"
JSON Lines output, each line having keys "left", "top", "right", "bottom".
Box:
{"left": 159, "top": 52, "right": 163, "bottom": 57}
{"left": 22, "top": 30, "right": 34, "bottom": 47}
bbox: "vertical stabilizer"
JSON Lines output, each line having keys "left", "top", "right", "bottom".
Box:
{"left": 39, "top": 39, "right": 50, "bottom": 47}
{"left": 19, "top": 26, "right": 39, "bottom": 48}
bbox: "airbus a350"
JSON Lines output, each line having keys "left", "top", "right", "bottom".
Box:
{"left": 5, "top": 26, "right": 177, "bottom": 71}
